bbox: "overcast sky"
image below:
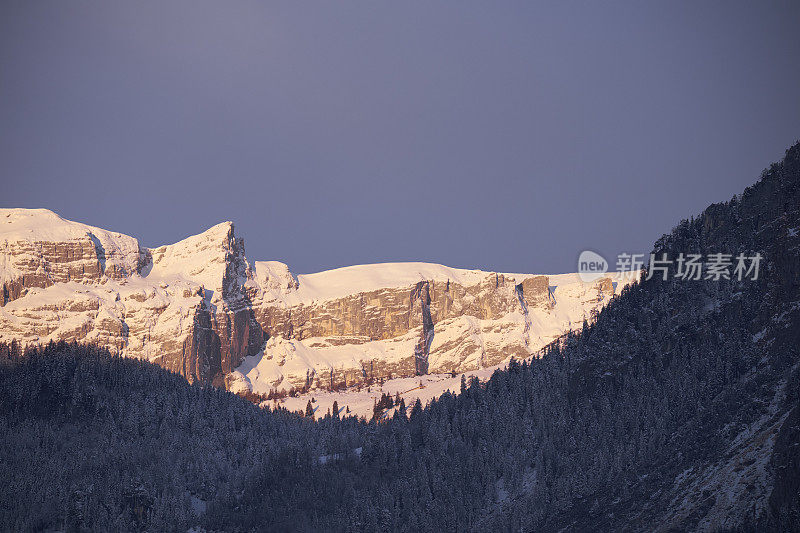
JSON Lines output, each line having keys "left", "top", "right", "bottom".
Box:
{"left": 2, "top": 1, "right": 799, "bottom": 274}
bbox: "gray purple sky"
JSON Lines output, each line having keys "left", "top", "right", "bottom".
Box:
{"left": 2, "top": 1, "right": 799, "bottom": 274}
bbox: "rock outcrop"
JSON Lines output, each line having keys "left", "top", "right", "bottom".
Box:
{"left": 232, "top": 263, "right": 635, "bottom": 393}
{"left": 1, "top": 209, "right": 143, "bottom": 305}
{"left": 0, "top": 210, "right": 262, "bottom": 384}
{"left": 0, "top": 208, "right": 635, "bottom": 390}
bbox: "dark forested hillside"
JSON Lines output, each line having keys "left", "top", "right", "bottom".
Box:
{"left": 1, "top": 143, "right": 799, "bottom": 532}
{"left": 0, "top": 343, "right": 366, "bottom": 532}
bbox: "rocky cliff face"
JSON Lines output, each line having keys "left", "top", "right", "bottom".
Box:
{"left": 231, "top": 263, "right": 630, "bottom": 393}
{"left": 0, "top": 208, "right": 633, "bottom": 390}
{"left": 0, "top": 210, "right": 262, "bottom": 384}
{"left": 1, "top": 209, "right": 143, "bottom": 305}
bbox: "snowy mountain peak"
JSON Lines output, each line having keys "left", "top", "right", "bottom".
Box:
{"left": 145, "top": 220, "right": 248, "bottom": 297}
{"left": 1, "top": 209, "right": 634, "bottom": 389}
{"left": 1, "top": 207, "right": 143, "bottom": 292}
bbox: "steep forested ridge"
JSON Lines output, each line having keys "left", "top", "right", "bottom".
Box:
{"left": 1, "top": 143, "right": 798, "bottom": 532}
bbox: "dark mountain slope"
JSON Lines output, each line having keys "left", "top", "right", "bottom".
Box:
{"left": 485, "top": 142, "right": 800, "bottom": 531}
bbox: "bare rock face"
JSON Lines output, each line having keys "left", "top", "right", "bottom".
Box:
{"left": 234, "top": 264, "right": 636, "bottom": 394}
{"left": 0, "top": 209, "right": 262, "bottom": 384}
{"left": 1, "top": 208, "right": 635, "bottom": 391}
{"left": 411, "top": 281, "right": 434, "bottom": 375}
{"left": 1, "top": 209, "right": 143, "bottom": 305}
{"left": 517, "top": 275, "right": 551, "bottom": 307}
{"left": 136, "top": 222, "right": 264, "bottom": 383}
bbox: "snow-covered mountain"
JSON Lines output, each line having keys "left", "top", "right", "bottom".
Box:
{"left": 0, "top": 208, "right": 636, "bottom": 394}
{"left": 0, "top": 209, "right": 262, "bottom": 385}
